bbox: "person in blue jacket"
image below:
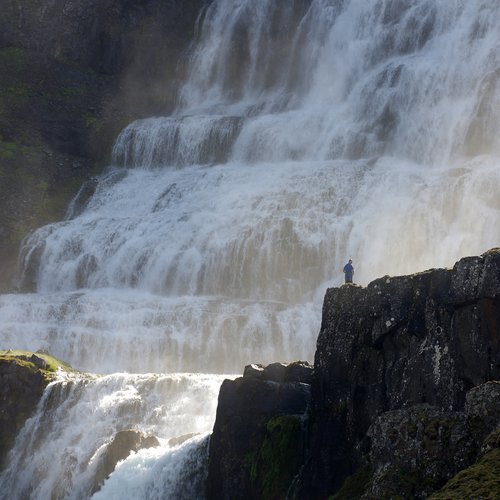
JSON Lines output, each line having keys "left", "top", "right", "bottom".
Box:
{"left": 343, "top": 259, "right": 354, "bottom": 283}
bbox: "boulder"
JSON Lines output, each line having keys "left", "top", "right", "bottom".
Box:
{"left": 206, "top": 361, "right": 311, "bottom": 500}
{"left": 92, "top": 429, "right": 160, "bottom": 493}
{"left": 366, "top": 386, "right": 499, "bottom": 499}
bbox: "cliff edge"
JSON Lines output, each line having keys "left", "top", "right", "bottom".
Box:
{"left": 207, "top": 248, "right": 500, "bottom": 499}
{"left": 0, "top": 350, "right": 72, "bottom": 467}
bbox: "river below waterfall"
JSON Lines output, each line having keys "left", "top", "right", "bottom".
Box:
{"left": 1, "top": 0, "right": 500, "bottom": 497}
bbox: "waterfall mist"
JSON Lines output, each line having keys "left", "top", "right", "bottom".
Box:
{"left": 0, "top": 373, "right": 227, "bottom": 499}
{"left": 1, "top": 0, "right": 499, "bottom": 497}
{"left": 7, "top": 0, "right": 500, "bottom": 374}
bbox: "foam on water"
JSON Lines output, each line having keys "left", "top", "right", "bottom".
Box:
{"left": 0, "top": 373, "right": 228, "bottom": 499}
{"left": 0, "top": 289, "right": 318, "bottom": 373}
{"left": 1, "top": 0, "right": 500, "bottom": 496}
{"left": 92, "top": 435, "right": 211, "bottom": 500}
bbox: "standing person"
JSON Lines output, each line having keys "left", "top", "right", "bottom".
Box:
{"left": 343, "top": 259, "right": 354, "bottom": 283}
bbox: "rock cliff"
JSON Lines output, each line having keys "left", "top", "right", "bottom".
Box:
{"left": 207, "top": 362, "right": 313, "bottom": 500}
{"left": 0, "top": 350, "right": 71, "bottom": 467}
{"left": 207, "top": 249, "right": 500, "bottom": 499}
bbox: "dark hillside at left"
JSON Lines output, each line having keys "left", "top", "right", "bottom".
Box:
{"left": 0, "top": 0, "right": 209, "bottom": 291}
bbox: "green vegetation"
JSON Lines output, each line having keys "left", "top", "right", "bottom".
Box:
{"left": 83, "top": 111, "right": 98, "bottom": 129}
{"left": 0, "top": 138, "right": 23, "bottom": 159}
{"left": 375, "top": 467, "right": 420, "bottom": 500}
{"left": 429, "top": 448, "right": 500, "bottom": 499}
{"left": 0, "top": 350, "right": 74, "bottom": 381}
{"left": 336, "top": 399, "right": 348, "bottom": 414}
{"left": 483, "top": 429, "right": 500, "bottom": 451}
{"left": 0, "top": 46, "right": 30, "bottom": 72}
{"left": 0, "top": 46, "right": 34, "bottom": 110}
{"left": 331, "top": 464, "right": 373, "bottom": 500}
{"left": 246, "top": 415, "right": 303, "bottom": 499}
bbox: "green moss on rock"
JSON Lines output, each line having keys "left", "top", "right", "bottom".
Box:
{"left": 429, "top": 448, "right": 500, "bottom": 499}
{"left": 0, "top": 46, "right": 30, "bottom": 70}
{"left": 331, "top": 464, "right": 373, "bottom": 500}
{"left": 483, "top": 429, "right": 500, "bottom": 451}
{"left": 0, "top": 351, "right": 73, "bottom": 466}
{"left": 247, "top": 415, "right": 303, "bottom": 499}
{"left": 0, "top": 349, "right": 74, "bottom": 378}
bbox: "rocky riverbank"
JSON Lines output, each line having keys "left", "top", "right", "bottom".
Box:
{"left": 207, "top": 248, "right": 500, "bottom": 499}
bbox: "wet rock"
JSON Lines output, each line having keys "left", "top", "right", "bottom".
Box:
{"left": 206, "top": 362, "right": 311, "bottom": 500}
{"left": 66, "top": 177, "right": 99, "bottom": 219}
{"left": 92, "top": 429, "right": 160, "bottom": 493}
{"left": 168, "top": 432, "right": 198, "bottom": 447}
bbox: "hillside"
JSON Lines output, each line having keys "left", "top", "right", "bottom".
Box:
{"left": 0, "top": 0, "right": 207, "bottom": 290}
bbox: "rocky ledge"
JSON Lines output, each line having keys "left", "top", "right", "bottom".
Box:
{"left": 207, "top": 361, "right": 313, "bottom": 499}
{"left": 207, "top": 249, "right": 500, "bottom": 499}
{"left": 0, "top": 350, "right": 72, "bottom": 467}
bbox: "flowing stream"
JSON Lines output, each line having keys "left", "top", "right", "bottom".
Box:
{"left": 1, "top": 0, "right": 500, "bottom": 497}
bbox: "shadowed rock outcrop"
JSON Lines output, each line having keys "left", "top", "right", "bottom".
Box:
{"left": 91, "top": 429, "right": 160, "bottom": 494}
{"left": 207, "top": 249, "right": 500, "bottom": 499}
{"left": 206, "top": 361, "right": 312, "bottom": 500}
{"left": 0, "top": 351, "right": 70, "bottom": 467}
{"left": 366, "top": 382, "right": 500, "bottom": 499}
{"left": 305, "top": 248, "right": 500, "bottom": 497}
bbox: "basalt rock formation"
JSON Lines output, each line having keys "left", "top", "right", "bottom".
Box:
{"left": 207, "top": 248, "right": 500, "bottom": 499}
{"left": 366, "top": 382, "right": 500, "bottom": 499}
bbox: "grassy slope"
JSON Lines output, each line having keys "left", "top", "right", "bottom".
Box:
{"left": 0, "top": 349, "right": 74, "bottom": 378}
{"left": 430, "top": 447, "right": 500, "bottom": 500}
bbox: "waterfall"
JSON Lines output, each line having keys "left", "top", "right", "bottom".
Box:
{"left": 1, "top": 0, "right": 499, "bottom": 497}
{"left": 0, "top": 373, "right": 228, "bottom": 499}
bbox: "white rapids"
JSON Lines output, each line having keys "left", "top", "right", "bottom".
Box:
{"left": 1, "top": 0, "right": 500, "bottom": 498}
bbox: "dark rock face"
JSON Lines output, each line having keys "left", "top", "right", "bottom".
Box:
{"left": 206, "top": 361, "right": 312, "bottom": 500}
{"left": 368, "top": 403, "right": 489, "bottom": 496}
{"left": 0, "top": 355, "right": 55, "bottom": 467}
{"left": 0, "top": 0, "right": 209, "bottom": 291}
{"left": 305, "top": 248, "right": 500, "bottom": 497}
{"left": 367, "top": 381, "right": 500, "bottom": 499}
{"left": 206, "top": 250, "right": 500, "bottom": 500}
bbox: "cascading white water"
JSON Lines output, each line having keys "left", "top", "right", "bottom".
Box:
{"left": 1, "top": 0, "right": 500, "bottom": 497}
{"left": 0, "top": 372, "right": 228, "bottom": 499}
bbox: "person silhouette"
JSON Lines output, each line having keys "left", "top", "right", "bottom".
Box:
{"left": 343, "top": 259, "right": 354, "bottom": 283}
